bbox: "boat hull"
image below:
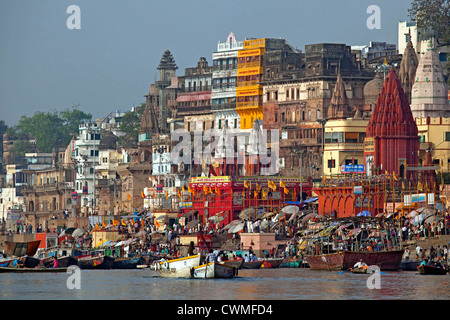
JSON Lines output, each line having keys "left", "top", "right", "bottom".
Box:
{"left": 417, "top": 265, "right": 448, "bottom": 275}
{"left": 305, "top": 252, "right": 344, "bottom": 271}
{"left": 78, "top": 255, "right": 115, "bottom": 270}
{"left": 343, "top": 250, "right": 403, "bottom": 271}
{"left": 241, "top": 260, "right": 264, "bottom": 269}
{"left": 192, "top": 262, "right": 236, "bottom": 279}
{"left": 400, "top": 260, "right": 420, "bottom": 271}
{"left": 262, "top": 258, "right": 284, "bottom": 268}
{"left": 351, "top": 267, "right": 367, "bottom": 274}
{"left": 112, "top": 256, "right": 145, "bottom": 269}
{"left": 41, "top": 256, "right": 79, "bottom": 268}
{"left": 280, "top": 259, "right": 302, "bottom": 268}
{"left": 306, "top": 250, "right": 404, "bottom": 271}
{"left": 218, "top": 258, "right": 244, "bottom": 269}
{"left": 0, "top": 266, "right": 68, "bottom": 273}
{"left": 157, "top": 254, "right": 201, "bottom": 278}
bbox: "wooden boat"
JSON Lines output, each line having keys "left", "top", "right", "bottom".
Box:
{"left": 112, "top": 256, "right": 145, "bottom": 269}
{"left": 262, "top": 258, "right": 284, "bottom": 268}
{"left": 305, "top": 252, "right": 344, "bottom": 271}
{"left": 0, "top": 258, "right": 15, "bottom": 267}
{"left": 5, "top": 240, "right": 41, "bottom": 257}
{"left": 41, "top": 256, "right": 79, "bottom": 268}
{"left": 351, "top": 267, "right": 368, "bottom": 274}
{"left": 241, "top": 260, "right": 264, "bottom": 269}
{"left": 153, "top": 254, "right": 201, "bottom": 278}
{"left": 192, "top": 261, "right": 237, "bottom": 279}
{"left": 306, "top": 250, "right": 403, "bottom": 271}
{"left": 342, "top": 250, "right": 404, "bottom": 271}
{"left": 0, "top": 266, "right": 68, "bottom": 273}
{"left": 400, "top": 260, "right": 421, "bottom": 271}
{"left": 417, "top": 264, "right": 448, "bottom": 275}
{"left": 77, "top": 255, "right": 115, "bottom": 270}
{"left": 218, "top": 258, "right": 244, "bottom": 269}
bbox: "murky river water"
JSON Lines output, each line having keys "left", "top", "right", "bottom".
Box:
{"left": 1, "top": 268, "right": 449, "bottom": 300}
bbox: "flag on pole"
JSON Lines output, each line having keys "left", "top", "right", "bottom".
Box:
{"left": 279, "top": 180, "right": 286, "bottom": 188}
{"left": 393, "top": 172, "right": 399, "bottom": 181}
{"left": 127, "top": 193, "right": 131, "bottom": 200}
{"left": 177, "top": 190, "right": 181, "bottom": 197}
{"left": 182, "top": 185, "right": 186, "bottom": 192}
{"left": 284, "top": 187, "right": 289, "bottom": 195}
{"left": 141, "top": 190, "right": 146, "bottom": 199}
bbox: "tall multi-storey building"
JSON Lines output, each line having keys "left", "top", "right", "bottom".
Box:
{"left": 262, "top": 43, "right": 373, "bottom": 179}
{"left": 211, "top": 32, "right": 243, "bottom": 130}
{"left": 177, "top": 57, "right": 214, "bottom": 133}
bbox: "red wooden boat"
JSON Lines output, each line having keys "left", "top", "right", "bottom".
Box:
{"left": 305, "top": 252, "right": 344, "bottom": 271}
{"left": 262, "top": 258, "right": 284, "bottom": 268}
{"left": 306, "top": 250, "right": 403, "bottom": 271}
{"left": 77, "top": 255, "right": 114, "bottom": 269}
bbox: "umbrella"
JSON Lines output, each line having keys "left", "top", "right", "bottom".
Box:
{"left": 72, "top": 228, "right": 85, "bottom": 237}
{"left": 188, "top": 219, "right": 200, "bottom": 229}
{"left": 357, "top": 210, "right": 372, "bottom": 217}
{"left": 406, "top": 210, "right": 419, "bottom": 218}
{"left": 281, "top": 205, "right": 300, "bottom": 214}
{"left": 228, "top": 222, "right": 245, "bottom": 234}
{"left": 425, "top": 215, "right": 443, "bottom": 225}
{"left": 303, "top": 197, "right": 318, "bottom": 203}
{"left": 239, "top": 207, "right": 256, "bottom": 220}
{"left": 411, "top": 213, "right": 427, "bottom": 226}
{"left": 134, "top": 230, "right": 147, "bottom": 238}
{"left": 115, "top": 239, "right": 132, "bottom": 247}
{"left": 209, "top": 215, "right": 225, "bottom": 223}
{"left": 223, "top": 219, "right": 241, "bottom": 230}
{"left": 105, "top": 223, "right": 114, "bottom": 229}
{"left": 301, "top": 212, "right": 318, "bottom": 223}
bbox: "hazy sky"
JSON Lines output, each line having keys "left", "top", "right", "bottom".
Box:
{"left": 0, "top": 0, "right": 413, "bottom": 126}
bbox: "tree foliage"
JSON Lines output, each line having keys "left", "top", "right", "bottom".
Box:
{"left": 6, "top": 107, "right": 91, "bottom": 156}
{"left": 408, "top": 0, "right": 450, "bottom": 45}
{"left": 118, "top": 103, "right": 146, "bottom": 146}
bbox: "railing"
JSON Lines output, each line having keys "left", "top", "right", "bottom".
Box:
{"left": 217, "top": 41, "right": 244, "bottom": 51}
{"left": 237, "top": 81, "right": 258, "bottom": 88}
{"left": 236, "top": 101, "right": 261, "bottom": 109}
{"left": 211, "top": 102, "right": 236, "bottom": 112}
{"left": 237, "top": 61, "right": 262, "bottom": 69}
{"left": 181, "top": 86, "right": 212, "bottom": 93}
{"left": 213, "top": 64, "right": 238, "bottom": 72}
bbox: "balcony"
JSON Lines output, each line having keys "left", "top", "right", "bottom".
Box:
{"left": 213, "top": 64, "right": 237, "bottom": 72}
{"left": 236, "top": 101, "right": 262, "bottom": 110}
{"left": 211, "top": 102, "right": 236, "bottom": 112}
{"left": 217, "top": 41, "right": 244, "bottom": 51}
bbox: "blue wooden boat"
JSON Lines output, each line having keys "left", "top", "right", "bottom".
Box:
{"left": 112, "top": 256, "right": 146, "bottom": 269}
{"left": 0, "top": 259, "right": 14, "bottom": 267}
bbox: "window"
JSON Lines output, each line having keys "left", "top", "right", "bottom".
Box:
{"left": 328, "top": 159, "right": 336, "bottom": 168}
{"left": 445, "top": 132, "right": 450, "bottom": 141}
{"left": 275, "top": 113, "right": 278, "bottom": 123}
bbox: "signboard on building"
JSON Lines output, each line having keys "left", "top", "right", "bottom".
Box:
{"left": 341, "top": 165, "right": 365, "bottom": 173}
{"left": 364, "top": 137, "right": 375, "bottom": 153}
{"left": 403, "top": 193, "right": 434, "bottom": 205}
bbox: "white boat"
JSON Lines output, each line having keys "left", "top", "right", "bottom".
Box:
{"left": 153, "top": 254, "right": 201, "bottom": 278}
{"left": 192, "top": 261, "right": 237, "bottom": 279}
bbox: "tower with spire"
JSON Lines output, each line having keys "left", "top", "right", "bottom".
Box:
{"left": 326, "top": 73, "right": 353, "bottom": 120}
{"left": 399, "top": 29, "right": 419, "bottom": 104}
{"left": 365, "top": 68, "right": 419, "bottom": 177}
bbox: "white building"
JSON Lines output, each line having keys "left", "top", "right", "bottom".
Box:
{"left": 74, "top": 122, "right": 101, "bottom": 213}
{"left": 211, "top": 32, "right": 244, "bottom": 130}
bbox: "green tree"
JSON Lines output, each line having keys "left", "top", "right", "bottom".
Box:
{"left": 7, "top": 107, "right": 91, "bottom": 156}
{"left": 118, "top": 103, "right": 145, "bottom": 146}
{"left": 408, "top": 0, "right": 450, "bottom": 45}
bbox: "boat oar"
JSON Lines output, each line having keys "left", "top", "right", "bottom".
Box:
{"left": 338, "top": 268, "right": 352, "bottom": 274}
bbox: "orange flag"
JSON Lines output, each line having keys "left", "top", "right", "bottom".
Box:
{"left": 127, "top": 193, "right": 131, "bottom": 200}
{"left": 141, "top": 190, "right": 145, "bottom": 198}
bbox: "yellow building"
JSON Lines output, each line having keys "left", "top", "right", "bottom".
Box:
{"left": 236, "top": 38, "right": 265, "bottom": 129}
{"left": 323, "top": 118, "right": 369, "bottom": 175}
{"left": 416, "top": 117, "right": 450, "bottom": 173}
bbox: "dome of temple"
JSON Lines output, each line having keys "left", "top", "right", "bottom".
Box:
{"left": 363, "top": 72, "right": 384, "bottom": 106}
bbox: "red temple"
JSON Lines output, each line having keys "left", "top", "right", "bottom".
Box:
{"left": 364, "top": 68, "right": 419, "bottom": 177}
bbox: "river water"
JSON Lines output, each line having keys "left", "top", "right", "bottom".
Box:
{"left": 1, "top": 268, "right": 449, "bottom": 300}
